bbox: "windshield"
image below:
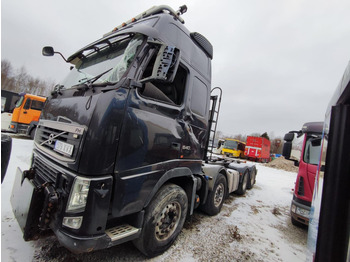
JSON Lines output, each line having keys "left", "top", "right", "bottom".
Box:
{"left": 224, "top": 140, "right": 238, "bottom": 150}
{"left": 15, "top": 96, "right": 24, "bottom": 108}
{"left": 303, "top": 135, "right": 322, "bottom": 165}
{"left": 59, "top": 34, "right": 144, "bottom": 89}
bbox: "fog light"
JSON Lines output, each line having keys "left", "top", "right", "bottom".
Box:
{"left": 63, "top": 216, "right": 83, "bottom": 229}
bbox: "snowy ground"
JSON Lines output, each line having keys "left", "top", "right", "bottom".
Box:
{"left": 1, "top": 137, "right": 308, "bottom": 262}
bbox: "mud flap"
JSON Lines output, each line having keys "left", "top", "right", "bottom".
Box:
{"left": 10, "top": 167, "right": 44, "bottom": 241}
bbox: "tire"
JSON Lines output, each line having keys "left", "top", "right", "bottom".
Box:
{"left": 133, "top": 183, "right": 188, "bottom": 257}
{"left": 236, "top": 170, "right": 248, "bottom": 195}
{"left": 1, "top": 134, "right": 12, "bottom": 183}
{"left": 201, "top": 174, "right": 227, "bottom": 216}
{"left": 247, "top": 167, "right": 256, "bottom": 189}
{"left": 30, "top": 127, "right": 36, "bottom": 140}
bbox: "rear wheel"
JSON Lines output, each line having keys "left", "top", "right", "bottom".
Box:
{"left": 247, "top": 167, "right": 256, "bottom": 189}
{"left": 201, "top": 174, "right": 227, "bottom": 216}
{"left": 236, "top": 170, "right": 248, "bottom": 195}
{"left": 133, "top": 183, "right": 188, "bottom": 257}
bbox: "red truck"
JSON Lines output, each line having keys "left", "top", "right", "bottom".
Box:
{"left": 244, "top": 136, "right": 271, "bottom": 162}
{"left": 283, "top": 122, "right": 323, "bottom": 227}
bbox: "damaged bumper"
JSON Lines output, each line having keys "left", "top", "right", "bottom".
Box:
{"left": 10, "top": 161, "right": 140, "bottom": 254}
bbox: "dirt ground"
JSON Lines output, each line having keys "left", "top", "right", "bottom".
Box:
{"left": 29, "top": 158, "right": 307, "bottom": 262}
{"left": 32, "top": 198, "right": 307, "bottom": 262}
{"left": 264, "top": 157, "right": 299, "bottom": 173}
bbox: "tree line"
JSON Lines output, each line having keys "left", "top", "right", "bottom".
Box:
{"left": 1, "top": 59, "right": 55, "bottom": 97}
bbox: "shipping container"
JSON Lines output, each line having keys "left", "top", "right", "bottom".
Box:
{"left": 244, "top": 136, "right": 271, "bottom": 162}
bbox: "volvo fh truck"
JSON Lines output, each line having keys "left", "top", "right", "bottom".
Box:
{"left": 10, "top": 5, "right": 256, "bottom": 257}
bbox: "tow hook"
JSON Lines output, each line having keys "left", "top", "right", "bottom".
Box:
{"left": 39, "top": 183, "right": 58, "bottom": 230}
{"left": 21, "top": 168, "right": 36, "bottom": 185}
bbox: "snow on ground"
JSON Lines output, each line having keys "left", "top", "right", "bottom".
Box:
{"left": 1, "top": 137, "right": 308, "bottom": 262}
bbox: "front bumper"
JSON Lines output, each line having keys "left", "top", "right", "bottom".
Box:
{"left": 9, "top": 122, "right": 30, "bottom": 135}
{"left": 290, "top": 198, "right": 311, "bottom": 225}
{"left": 10, "top": 154, "right": 132, "bottom": 253}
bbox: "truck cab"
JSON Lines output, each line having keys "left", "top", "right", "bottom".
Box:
{"left": 221, "top": 138, "right": 246, "bottom": 158}
{"left": 9, "top": 93, "right": 46, "bottom": 138}
{"left": 283, "top": 122, "right": 323, "bottom": 226}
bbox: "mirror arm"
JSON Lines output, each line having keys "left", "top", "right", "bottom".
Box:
{"left": 54, "top": 51, "right": 68, "bottom": 62}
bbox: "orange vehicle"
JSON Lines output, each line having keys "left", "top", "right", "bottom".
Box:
{"left": 9, "top": 93, "right": 46, "bottom": 139}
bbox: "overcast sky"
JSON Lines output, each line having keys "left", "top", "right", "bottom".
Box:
{"left": 2, "top": 0, "right": 350, "bottom": 138}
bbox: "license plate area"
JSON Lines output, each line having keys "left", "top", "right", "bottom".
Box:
{"left": 296, "top": 206, "right": 310, "bottom": 217}
{"left": 54, "top": 140, "right": 74, "bottom": 156}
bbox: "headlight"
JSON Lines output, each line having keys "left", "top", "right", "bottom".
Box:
{"left": 66, "top": 177, "right": 90, "bottom": 212}
{"left": 291, "top": 204, "right": 296, "bottom": 213}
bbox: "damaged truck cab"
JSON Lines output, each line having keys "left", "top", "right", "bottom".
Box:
{"left": 11, "top": 5, "right": 256, "bottom": 257}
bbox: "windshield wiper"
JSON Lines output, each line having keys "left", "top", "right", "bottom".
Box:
{"left": 51, "top": 84, "right": 65, "bottom": 96}
{"left": 72, "top": 68, "right": 114, "bottom": 91}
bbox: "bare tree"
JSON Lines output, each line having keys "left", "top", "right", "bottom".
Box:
{"left": 233, "top": 134, "right": 247, "bottom": 142}
{"left": 1, "top": 59, "right": 54, "bottom": 96}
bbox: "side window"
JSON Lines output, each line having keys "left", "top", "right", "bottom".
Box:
{"left": 139, "top": 51, "right": 187, "bottom": 106}
{"left": 190, "top": 77, "right": 208, "bottom": 117}
{"left": 23, "top": 99, "right": 31, "bottom": 110}
{"left": 31, "top": 100, "right": 45, "bottom": 111}
{"left": 304, "top": 137, "right": 322, "bottom": 165}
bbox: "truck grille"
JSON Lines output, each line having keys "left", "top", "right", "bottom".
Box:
{"left": 33, "top": 156, "right": 58, "bottom": 183}
{"left": 35, "top": 120, "right": 85, "bottom": 161}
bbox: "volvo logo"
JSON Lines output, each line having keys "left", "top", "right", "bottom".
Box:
{"left": 40, "top": 131, "right": 67, "bottom": 146}
{"left": 48, "top": 134, "right": 55, "bottom": 145}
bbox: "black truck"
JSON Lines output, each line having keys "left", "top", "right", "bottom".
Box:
{"left": 11, "top": 5, "right": 256, "bottom": 257}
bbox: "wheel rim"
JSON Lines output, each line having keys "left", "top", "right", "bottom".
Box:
{"left": 155, "top": 202, "right": 181, "bottom": 241}
{"left": 214, "top": 183, "right": 224, "bottom": 207}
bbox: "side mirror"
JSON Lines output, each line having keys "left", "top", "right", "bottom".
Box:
{"left": 284, "top": 132, "right": 295, "bottom": 142}
{"left": 141, "top": 43, "right": 181, "bottom": 83}
{"left": 282, "top": 141, "right": 292, "bottom": 159}
{"left": 42, "top": 46, "right": 55, "bottom": 56}
{"left": 42, "top": 46, "right": 68, "bottom": 62}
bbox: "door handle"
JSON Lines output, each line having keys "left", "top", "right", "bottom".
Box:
{"left": 23, "top": 111, "right": 27, "bottom": 114}
{"left": 171, "top": 142, "right": 181, "bottom": 151}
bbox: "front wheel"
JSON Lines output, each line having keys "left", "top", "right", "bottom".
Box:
{"left": 29, "top": 127, "right": 36, "bottom": 140}
{"left": 201, "top": 173, "right": 227, "bottom": 216}
{"left": 133, "top": 183, "right": 188, "bottom": 257}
